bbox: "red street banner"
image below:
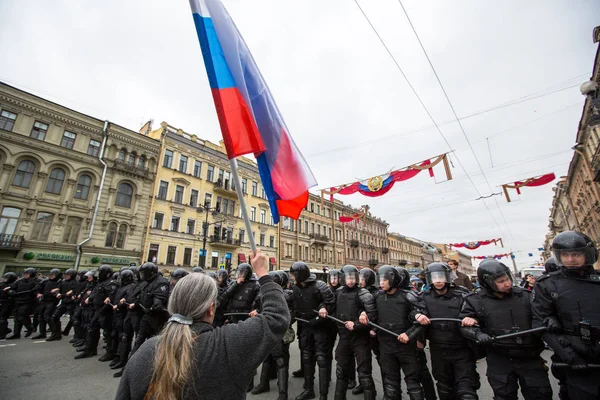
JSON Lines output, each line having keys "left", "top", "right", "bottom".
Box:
{"left": 449, "top": 238, "right": 503, "bottom": 250}
{"left": 339, "top": 207, "right": 366, "bottom": 223}
{"left": 501, "top": 173, "right": 556, "bottom": 202}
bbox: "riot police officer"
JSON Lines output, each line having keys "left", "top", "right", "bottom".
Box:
{"left": 364, "top": 265, "right": 424, "bottom": 400}
{"left": 223, "top": 263, "right": 260, "bottom": 324}
{"left": 73, "top": 271, "right": 95, "bottom": 349}
{"left": 333, "top": 265, "right": 378, "bottom": 400}
{"left": 69, "top": 269, "right": 89, "bottom": 345}
{"left": 460, "top": 259, "right": 552, "bottom": 400}
{"left": 6, "top": 267, "right": 38, "bottom": 339}
{"left": 169, "top": 268, "right": 188, "bottom": 289}
{"left": 0, "top": 272, "right": 17, "bottom": 339}
{"left": 191, "top": 266, "right": 204, "bottom": 273}
{"left": 31, "top": 268, "right": 63, "bottom": 340}
{"left": 409, "top": 263, "right": 477, "bottom": 400}
{"left": 108, "top": 268, "right": 135, "bottom": 370}
{"left": 49, "top": 268, "right": 78, "bottom": 341}
{"left": 290, "top": 261, "right": 336, "bottom": 400}
{"left": 532, "top": 231, "right": 600, "bottom": 399}
{"left": 543, "top": 256, "right": 560, "bottom": 274}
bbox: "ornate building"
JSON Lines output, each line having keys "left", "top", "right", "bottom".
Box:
{"left": 142, "top": 122, "right": 278, "bottom": 271}
{"left": 342, "top": 205, "right": 390, "bottom": 269}
{"left": 388, "top": 233, "right": 423, "bottom": 268}
{"left": 0, "top": 82, "right": 160, "bottom": 274}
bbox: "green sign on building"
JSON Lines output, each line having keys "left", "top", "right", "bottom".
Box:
{"left": 36, "top": 253, "right": 75, "bottom": 262}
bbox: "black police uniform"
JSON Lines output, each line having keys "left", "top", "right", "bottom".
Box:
{"left": 333, "top": 282, "right": 378, "bottom": 399}
{"left": 292, "top": 270, "right": 336, "bottom": 400}
{"left": 109, "top": 273, "right": 134, "bottom": 367}
{"left": 70, "top": 271, "right": 90, "bottom": 343}
{"left": 0, "top": 273, "right": 17, "bottom": 339}
{"left": 459, "top": 287, "right": 552, "bottom": 399}
{"left": 223, "top": 280, "right": 260, "bottom": 323}
{"left": 7, "top": 272, "right": 39, "bottom": 338}
{"left": 131, "top": 272, "right": 169, "bottom": 355}
{"left": 51, "top": 270, "right": 78, "bottom": 339}
{"left": 410, "top": 284, "right": 478, "bottom": 399}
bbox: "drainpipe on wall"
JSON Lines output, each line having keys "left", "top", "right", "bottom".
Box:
{"left": 74, "top": 120, "right": 110, "bottom": 270}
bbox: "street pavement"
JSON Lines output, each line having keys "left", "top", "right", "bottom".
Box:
{"left": 0, "top": 319, "right": 560, "bottom": 399}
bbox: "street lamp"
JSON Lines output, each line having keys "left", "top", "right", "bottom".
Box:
{"left": 197, "top": 204, "right": 222, "bottom": 268}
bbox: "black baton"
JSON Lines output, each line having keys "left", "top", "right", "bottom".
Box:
{"left": 224, "top": 312, "right": 250, "bottom": 316}
{"left": 553, "top": 363, "right": 600, "bottom": 369}
{"left": 367, "top": 321, "right": 401, "bottom": 338}
{"left": 493, "top": 326, "right": 547, "bottom": 341}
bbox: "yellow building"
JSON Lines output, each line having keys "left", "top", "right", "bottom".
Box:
{"left": 388, "top": 233, "right": 423, "bottom": 268}
{"left": 142, "top": 122, "right": 278, "bottom": 271}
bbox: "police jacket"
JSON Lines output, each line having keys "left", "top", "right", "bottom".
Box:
{"left": 79, "top": 282, "right": 95, "bottom": 308}
{"left": 292, "top": 275, "right": 336, "bottom": 322}
{"left": 224, "top": 280, "right": 260, "bottom": 314}
{"left": 75, "top": 280, "right": 88, "bottom": 296}
{"left": 113, "top": 282, "right": 135, "bottom": 317}
{"left": 376, "top": 288, "right": 418, "bottom": 351}
{"left": 0, "top": 282, "right": 13, "bottom": 307}
{"left": 139, "top": 275, "right": 170, "bottom": 313}
{"left": 531, "top": 268, "right": 600, "bottom": 362}
{"left": 8, "top": 277, "right": 40, "bottom": 305}
{"left": 459, "top": 286, "right": 543, "bottom": 358}
{"left": 335, "top": 285, "right": 377, "bottom": 335}
{"left": 40, "top": 278, "right": 62, "bottom": 303}
{"left": 283, "top": 288, "right": 295, "bottom": 326}
{"left": 89, "top": 279, "right": 118, "bottom": 312}
{"left": 58, "top": 279, "right": 78, "bottom": 305}
{"left": 126, "top": 281, "right": 147, "bottom": 314}
{"left": 409, "top": 285, "right": 470, "bottom": 346}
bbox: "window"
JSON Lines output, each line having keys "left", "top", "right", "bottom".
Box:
{"left": 215, "top": 196, "right": 222, "bottom": 212}
{"left": 218, "top": 169, "right": 224, "bottom": 184}
{"left": 316, "top": 205, "right": 320, "bottom": 215}
{"left": 116, "top": 224, "right": 127, "bottom": 248}
{"left": 115, "top": 183, "right": 133, "bottom": 208}
{"left": 158, "top": 181, "right": 168, "bottom": 200}
{"left": 12, "top": 160, "right": 35, "bottom": 188}
{"left": 261, "top": 188, "right": 266, "bottom": 199}
{"left": 183, "top": 248, "right": 192, "bottom": 266}
{"left": 87, "top": 139, "right": 101, "bottom": 156}
{"left": 204, "top": 193, "right": 212, "bottom": 207}
{"left": 187, "top": 219, "right": 196, "bottom": 234}
{"left": 30, "top": 121, "right": 48, "bottom": 141}
{"left": 167, "top": 246, "right": 177, "bottom": 264}
{"left": 179, "top": 155, "right": 188, "bottom": 173}
{"left": 45, "top": 168, "right": 65, "bottom": 194}
{"left": 74, "top": 175, "right": 92, "bottom": 200}
{"left": 0, "top": 110, "right": 17, "bottom": 131}
{"left": 242, "top": 178, "right": 247, "bottom": 194}
{"left": 118, "top": 149, "right": 126, "bottom": 161}
{"left": 60, "top": 131, "right": 77, "bottom": 149}
{"left": 170, "top": 216, "right": 180, "bottom": 232}
{"left": 239, "top": 229, "right": 245, "bottom": 243}
{"left": 259, "top": 233, "right": 265, "bottom": 246}
{"left": 251, "top": 181, "right": 258, "bottom": 196}
{"left": 310, "top": 203, "right": 314, "bottom": 212}
{"left": 0, "top": 207, "right": 21, "bottom": 235}
{"left": 190, "top": 189, "right": 198, "bottom": 207}
{"left": 163, "top": 150, "right": 173, "bottom": 168}
{"left": 222, "top": 198, "right": 229, "bottom": 214}
{"left": 305, "top": 221, "right": 308, "bottom": 234}
{"left": 145, "top": 209, "right": 162, "bottom": 229}
{"left": 311, "top": 223, "right": 315, "bottom": 234}
{"left": 250, "top": 207, "right": 256, "bottom": 221}
{"left": 137, "top": 156, "right": 146, "bottom": 169}
{"left": 105, "top": 222, "right": 118, "bottom": 247}
{"left": 193, "top": 160, "right": 202, "bottom": 177}
{"left": 229, "top": 200, "right": 235, "bottom": 216}
{"left": 206, "top": 165, "right": 214, "bottom": 182}
{"left": 128, "top": 153, "right": 135, "bottom": 166}
{"left": 31, "top": 212, "right": 53, "bottom": 241}
{"left": 174, "top": 185, "right": 184, "bottom": 203}
{"left": 260, "top": 209, "right": 266, "bottom": 224}
{"left": 270, "top": 235, "right": 275, "bottom": 248}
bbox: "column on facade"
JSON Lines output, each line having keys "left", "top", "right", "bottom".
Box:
{"left": 0, "top": 163, "right": 15, "bottom": 190}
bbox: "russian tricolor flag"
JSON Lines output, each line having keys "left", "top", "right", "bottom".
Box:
{"left": 189, "top": 0, "right": 317, "bottom": 224}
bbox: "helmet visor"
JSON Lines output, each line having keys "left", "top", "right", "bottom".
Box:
{"left": 553, "top": 246, "right": 597, "bottom": 268}
{"left": 427, "top": 271, "right": 448, "bottom": 286}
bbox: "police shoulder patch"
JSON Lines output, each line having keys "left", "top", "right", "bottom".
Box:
{"left": 160, "top": 285, "right": 167, "bottom": 292}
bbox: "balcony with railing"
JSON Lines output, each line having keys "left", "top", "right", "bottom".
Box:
{"left": 309, "top": 233, "right": 329, "bottom": 245}
{"left": 213, "top": 179, "right": 238, "bottom": 197}
{"left": 381, "top": 247, "right": 389, "bottom": 254}
{"left": 208, "top": 235, "right": 242, "bottom": 248}
{"left": 113, "top": 160, "right": 152, "bottom": 179}
{"left": 349, "top": 239, "right": 359, "bottom": 247}
{"left": 0, "top": 234, "right": 24, "bottom": 250}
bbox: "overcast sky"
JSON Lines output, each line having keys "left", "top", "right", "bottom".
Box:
{"left": 1, "top": 0, "right": 598, "bottom": 268}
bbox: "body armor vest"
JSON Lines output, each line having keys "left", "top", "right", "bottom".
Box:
{"left": 422, "top": 288, "right": 465, "bottom": 345}
{"left": 377, "top": 290, "right": 412, "bottom": 334}
{"left": 227, "top": 281, "right": 258, "bottom": 313}
{"left": 293, "top": 282, "right": 321, "bottom": 320}
{"left": 42, "top": 279, "right": 61, "bottom": 303}
{"left": 336, "top": 287, "right": 360, "bottom": 322}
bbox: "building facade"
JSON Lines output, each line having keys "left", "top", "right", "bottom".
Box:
{"left": 142, "top": 122, "right": 278, "bottom": 272}
{"left": 432, "top": 244, "right": 476, "bottom": 275}
{"left": 0, "top": 82, "right": 160, "bottom": 274}
{"left": 342, "top": 205, "right": 390, "bottom": 269}
{"left": 388, "top": 233, "right": 423, "bottom": 268}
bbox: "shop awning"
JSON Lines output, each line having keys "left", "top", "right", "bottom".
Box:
{"left": 269, "top": 257, "right": 276, "bottom": 265}
{"left": 238, "top": 253, "right": 247, "bottom": 262}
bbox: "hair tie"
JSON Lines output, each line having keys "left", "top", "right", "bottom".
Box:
{"left": 168, "top": 313, "right": 193, "bottom": 325}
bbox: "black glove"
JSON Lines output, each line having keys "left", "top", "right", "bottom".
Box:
{"left": 564, "top": 347, "right": 588, "bottom": 370}
{"left": 309, "top": 317, "right": 320, "bottom": 327}
{"left": 543, "top": 317, "right": 562, "bottom": 333}
{"left": 475, "top": 332, "right": 494, "bottom": 345}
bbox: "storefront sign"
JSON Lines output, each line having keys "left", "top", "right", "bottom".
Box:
{"left": 36, "top": 253, "right": 75, "bottom": 262}
{"left": 99, "top": 257, "right": 135, "bottom": 265}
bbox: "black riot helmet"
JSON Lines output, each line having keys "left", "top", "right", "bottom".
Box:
{"left": 341, "top": 265, "right": 359, "bottom": 287}
{"left": 84, "top": 270, "right": 96, "bottom": 281}
{"left": 328, "top": 269, "right": 342, "bottom": 287}
{"left": 394, "top": 267, "right": 411, "bottom": 289}
{"left": 78, "top": 269, "right": 89, "bottom": 281}
{"left": 49, "top": 268, "right": 62, "bottom": 281}
{"left": 120, "top": 269, "right": 134, "bottom": 285}
{"left": 64, "top": 269, "right": 77, "bottom": 280}
{"left": 544, "top": 257, "right": 560, "bottom": 274}
{"left": 112, "top": 272, "right": 120, "bottom": 281}
{"left": 139, "top": 262, "right": 158, "bottom": 282}
{"left": 290, "top": 262, "right": 310, "bottom": 284}
{"left": 3, "top": 272, "right": 17, "bottom": 284}
{"left": 98, "top": 265, "right": 113, "bottom": 282}
{"left": 24, "top": 267, "right": 37, "bottom": 279}
{"left": 477, "top": 259, "right": 513, "bottom": 292}
{"left": 276, "top": 270, "right": 290, "bottom": 288}
{"left": 206, "top": 271, "right": 218, "bottom": 281}
{"left": 425, "top": 262, "right": 452, "bottom": 287}
{"left": 378, "top": 265, "right": 400, "bottom": 290}
{"left": 171, "top": 268, "right": 189, "bottom": 281}
{"left": 551, "top": 231, "right": 598, "bottom": 270}
{"left": 235, "top": 263, "right": 253, "bottom": 282}
{"left": 191, "top": 266, "right": 204, "bottom": 273}
{"left": 359, "top": 268, "right": 376, "bottom": 288}
{"left": 269, "top": 271, "right": 286, "bottom": 288}
{"left": 217, "top": 269, "right": 229, "bottom": 285}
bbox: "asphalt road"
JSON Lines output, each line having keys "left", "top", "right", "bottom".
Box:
{"left": 0, "top": 319, "right": 559, "bottom": 399}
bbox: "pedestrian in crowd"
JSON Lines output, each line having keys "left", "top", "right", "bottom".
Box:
{"left": 108, "top": 269, "right": 135, "bottom": 371}
{"left": 6, "top": 267, "right": 38, "bottom": 339}
{"left": 460, "top": 259, "right": 553, "bottom": 399}
{"left": 0, "top": 272, "right": 17, "bottom": 339}
{"left": 447, "top": 260, "right": 473, "bottom": 290}
{"left": 49, "top": 268, "right": 78, "bottom": 341}
{"left": 222, "top": 263, "right": 260, "bottom": 324}
{"left": 532, "top": 231, "right": 600, "bottom": 399}
{"left": 115, "top": 249, "right": 290, "bottom": 400}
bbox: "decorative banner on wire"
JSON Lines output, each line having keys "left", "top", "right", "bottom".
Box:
{"left": 472, "top": 253, "right": 512, "bottom": 260}
{"left": 449, "top": 238, "right": 503, "bottom": 250}
{"left": 339, "top": 207, "right": 366, "bottom": 223}
{"left": 321, "top": 153, "right": 452, "bottom": 202}
{"left": 501, "top": 173, "right": 556, "bottom": 203}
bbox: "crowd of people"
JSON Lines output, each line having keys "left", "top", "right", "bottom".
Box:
{"left": 0, "top": 230, "right": 599, "bottom": 400}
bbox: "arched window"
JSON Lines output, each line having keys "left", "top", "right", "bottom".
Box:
{"left": 12, "top": 160, "right": 35, "bottom": 188}
{"left": 137, "top": 156, "right": 146, "bottom": 169}
{"left": 116, "top": 224, "right": 127, "bottom": 248}
{"left": 128, "top": 153, "right": 136, "bottom": 166}
{"left": 115, "top": 183, "right": 133, "bottom": 208}
{"left": 74, "top": 175, "right": 92, "bottom": 200}
{"left": 118, "top": 149, "right": 126, "bottom": 161}
{"left": 105, "top": 222, "right": 118, "bottom": 247}
{"left": 45, "top": 168, "right": 66, "bottom": 194}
